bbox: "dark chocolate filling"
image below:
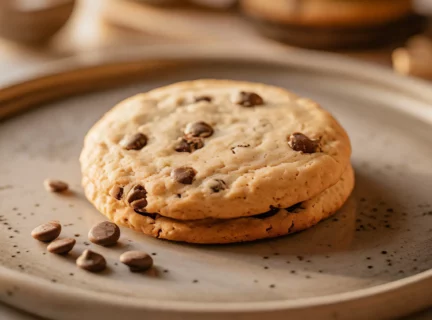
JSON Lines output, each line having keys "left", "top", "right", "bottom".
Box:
{"left": 134, "top": 210, "right": 157, "bottom": 219}
{"left": 286, "top": 202, "right": 304, "bottom": 213}
{"left": 253, "top": 206, "right": 280, "bottom": 219}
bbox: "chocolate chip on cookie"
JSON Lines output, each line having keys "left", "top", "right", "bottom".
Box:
{"left": 209, "top": 179, "right": 227, "bottom": 193}
{"left": 121, "top": 133, "right": 148, "bottom": 150}
{"left": 109, "top": 185, "right": 123, "bottom": 200}
{"left": 184, "top": 121, "right": 214, "bottom": 138}
{"left": 171, "top": 167, "right": 196, "bottom": 184}
{"left": 127, "top": 185, "right": 147, "bottom": 203}
{"left": 132, "top": 199, "right": 149, "bottom": 214}
{"left": 127, "top": 185, "right": 148, "bottom": 212}
{"left": 174, "top": 137, "right": 204, "bottom": 153}
{"left": 76, "top": 250, "right": 106, "bottom": 272}
{"left": 288, "top": 133, "right": 319, "bottom": 153}
{"left": 120, "top": 251, "right": 153, "bottom": 272}
{"left": 88, "top": 221, "right": 120, "bottom": 246}
{"left": 194, "top": 95, "right": 212, "bottom": 103}
{"left": 234, "top": 91, "right": 264, "bottom": 107}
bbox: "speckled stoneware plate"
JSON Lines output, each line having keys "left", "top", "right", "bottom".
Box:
{"left": 0, "top": 44, "right": 431, "bottom": 320}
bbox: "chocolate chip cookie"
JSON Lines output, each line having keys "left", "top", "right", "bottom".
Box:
{"left": 80, "top": 80, "right": 351, "bottom": 221}
{"left": 83, "top": 164, "right": 354, "bottom": 244}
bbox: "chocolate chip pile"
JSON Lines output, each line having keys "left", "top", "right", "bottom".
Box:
{"left": 31, "top": 220, "right": 153, "bottom": 273}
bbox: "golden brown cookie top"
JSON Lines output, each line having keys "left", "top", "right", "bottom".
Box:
{"left": 80, "top": 80, "right": 351, "bottom": 220}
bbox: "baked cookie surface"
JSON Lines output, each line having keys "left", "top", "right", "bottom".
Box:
{"left": 83, "top": 164, "right": 354, "bottom": 244}
{"left": 80, "top": 80, "right": 351, "bottom": 220}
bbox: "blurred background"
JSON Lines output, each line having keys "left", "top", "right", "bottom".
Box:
{"left": 0, "top": 0, "right": 432, "bottom": 82}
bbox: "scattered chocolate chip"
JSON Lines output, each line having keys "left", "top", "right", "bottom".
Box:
{"left": 109, "top": 185, "right": 123, "bottom": 200}
{"left": 120, "top": 251, "right": 153, "bottom": 272}
{"left": 171, "top": 167, "right": 196, "bottom": 184}
{"left": 88, "top": 221, "right": 120, "bottom": 246}
{"left": 121, "top": 133, "right": 147, "bottom": 150}
{"left": 43, "top": 179, "right": 69, "bottom": 193}
{"left": 209, "top": 179, "right": 227, "bottom": 193}
{"left": 234, "top": 91, "right": 264, "bottom": 107}
{"left": 47, "top": 238, "right": 76, "bottom": 254}
{"left": 31, "top": 221, "right": 61, "bottom": 242}
{"left": 184, "top": 121, "right": 214, "bottom": 138}
{"left": 288, "top": 133, "right": 319, "bottom": 153}
{"left": 76, "top": 250, "right": 106, "bottom": 272}
{"left": 174, "top": 137, "right": 204, "bottom": 153}
{"left": 194, "top": 96, "right": 212, "bottom": 103}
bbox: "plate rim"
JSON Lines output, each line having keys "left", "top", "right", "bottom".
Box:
{"left": 0, "top": 43, "right": 431, "bottom": 315}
